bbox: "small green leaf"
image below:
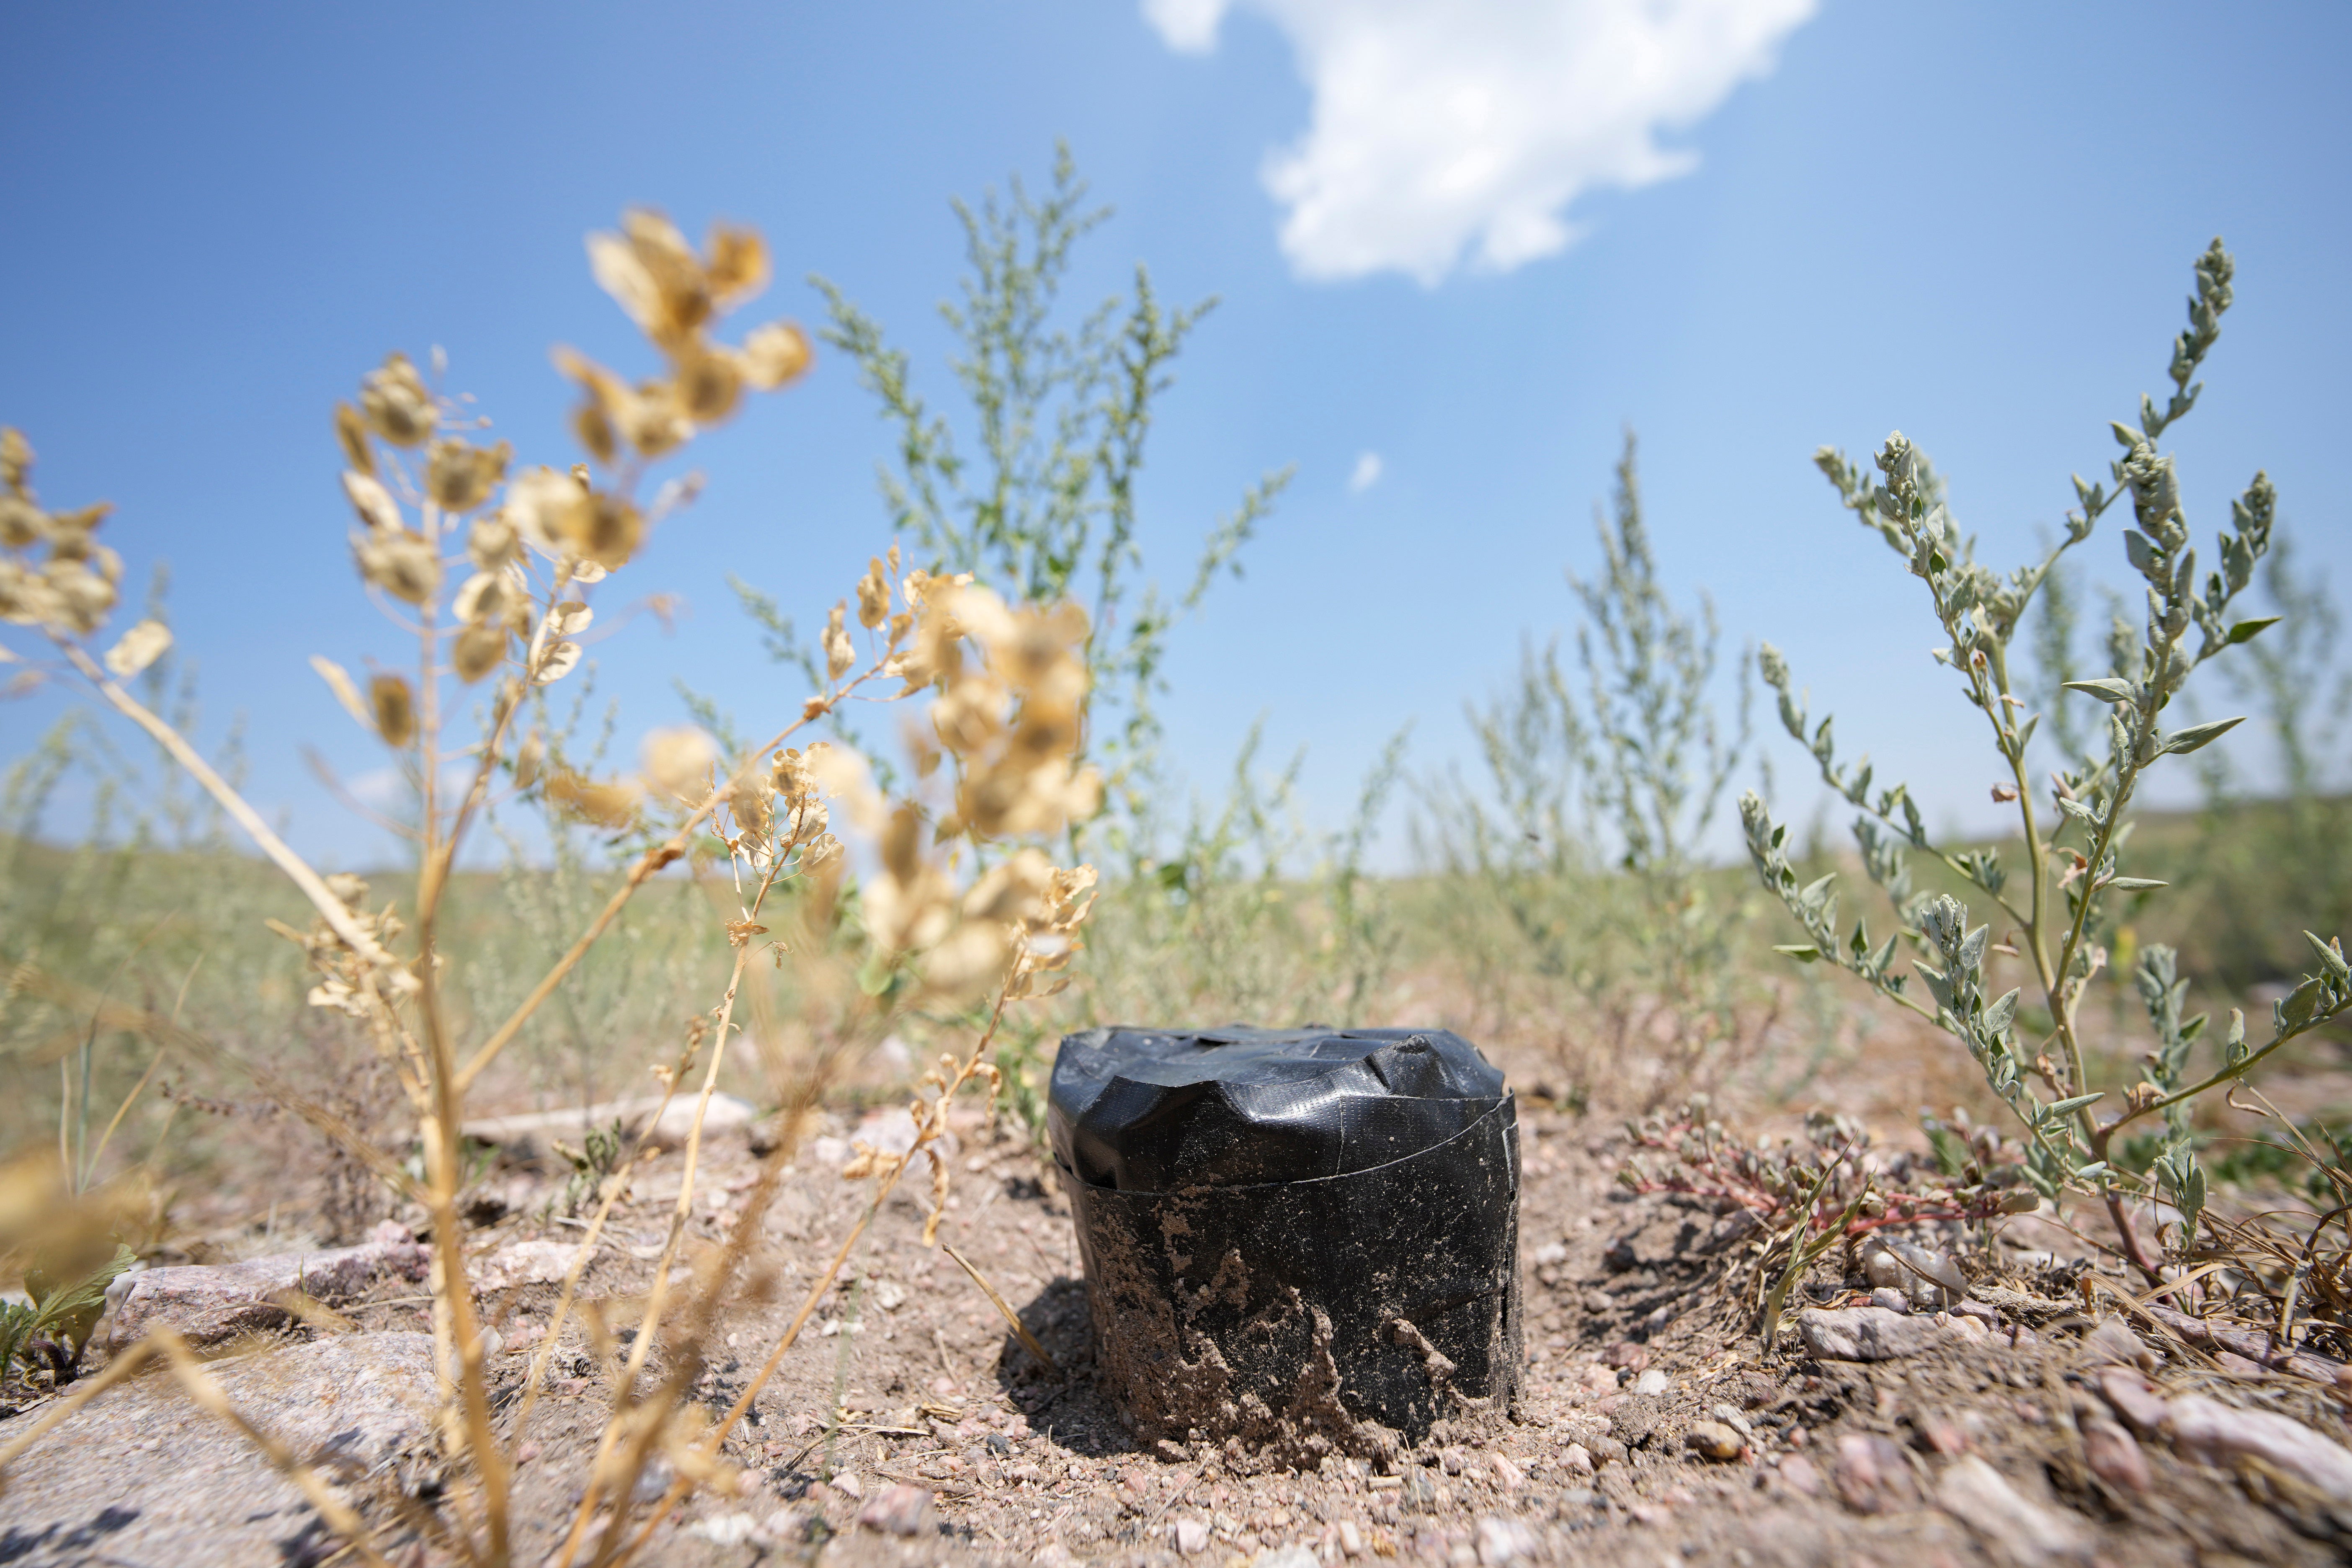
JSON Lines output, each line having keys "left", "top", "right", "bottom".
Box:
{"left": 2162, "top": 715, "right": 2245, "bottom": 756}
{"left": 2224, "top": 616, "right": 2280, "bottom": 645}
{"left": 2104, "top": 877, "right": 2168, "bottom": 891}
{"left": 1773, "top": 944, "right": 1823, "bottom": 962}
{"left": 2062, "top": 677, "right": 2135, "bottom": 704}
{"left": 2044, "top": 1092, "right": 2105, "bottom": 1118}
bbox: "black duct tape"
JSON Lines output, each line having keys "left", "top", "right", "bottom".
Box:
{"left": 1049, "top": 1027, "right": 1520, "bottom": 1460}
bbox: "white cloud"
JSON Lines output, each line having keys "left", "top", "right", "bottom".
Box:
{"left": 1143, "top": 0, "right": 1817, "bottom": 285}
{"left": 1348, "top": 450, "right": 1384, "bottom": 492}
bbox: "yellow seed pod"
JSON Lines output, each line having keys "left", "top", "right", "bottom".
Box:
{"left": 359, "top": 353, "right": 435, "bottom": 446}
{"left": 333, "top": 402, "right": 374, "bottom": 477}
{"left": 741, "top": 321, "right": 812, "bottom": 389}
{"left": 452, "top": 623, "right": 508, "bottom": 683}
{"left": 369, "top": 673, "right": 416, "bottom": 748}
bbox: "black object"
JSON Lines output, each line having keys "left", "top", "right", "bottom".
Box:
{"left": 1049, "top": 1026, "right": 1519, "bottom": 1457}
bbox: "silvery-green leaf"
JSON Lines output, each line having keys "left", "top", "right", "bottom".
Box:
{"left": 2105, "top": 877, "right": 2167, "bottom": 891}
{"left": 2161, "top": 715, "right": 2244, "bottom": 756}
{"left": 1773, "top": 944, "right": 1823, "bottom": 963}
{"left": 2063, "top": 677, "right": 2135, "bottom": 704}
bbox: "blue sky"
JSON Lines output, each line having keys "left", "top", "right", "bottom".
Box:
{"left": 3, "top": 2, "right": 2347, "bottom": 869}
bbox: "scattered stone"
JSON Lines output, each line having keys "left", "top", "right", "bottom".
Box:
{"left": 828, "top": 1470, "right": 864, "bottom": 1499}
{"left": 470, "top": 1238, "right": 578, "bottom": 1293}
{"left": 1253, "top": 1547, "right": 1318, "bottom": 1568}
{"left": 1798, "top": 1306, "right": 1945, "bottom": 1361}
{"left": 689, "top": 1512, "right": 760, "bottom": 1545}
{"left": 1338, "top": 1519, "right": 1365, "bottom": 1557}
{"left": 1870, "top": 1287, "right": 1912, "bottom": 1315}
{"left": 2078, "top": 1317, "right": 2153, "bottom": 1370}
{"left": 1555, "top": 1487, "right": 1600, "bottom": 1510}
{"left": 1944, "top": 1313, "right": 1988, "bottom": 1344}
{"left": 460, "top": 1091, "right": 759, "bottom": 1153}
{"left": 1895, "top": 1242, "right": 1967, "bottom": 1311}
{"left": 1685, "top": 1421, "right": 1745, "bottom": 1462}
{"left": 1489, "top": 1453, "right": 1526, "bottom": 1490}
{"left": 1915, "top": 1415, "right": 1971, "bottom": 1456}
{"left": 2165, "top": 1393, "right": 2352, "bottom": 1504}
{"left": 1632, "top": 1369, "right": 1669, "bottom": 1396}
{"left": 1603, "top": 1341, "right": 1649, "bottom": 1372}
{"left": 1860, "top": 1238, "right": 1907, "bottom": 1290}
{"left": 1954, "top": 1301, "right": 2001, "bottom": 1330}
{"left": 2092, "top": 1366, "right": 2168, "bottom": 1435}
{"left": 1708, "top": 1403, "right": 1755, "bottom": 1441}
{"left": 2079, "top": 1416, "right": 2149, "bottom": 1493}
{"left": 2147, "top": 1303, "right": 2347, "bottom": 1384}
{"left": 0, "top": 1332, "right": 435, "bottom": 1568}
{"left": 1834, "top": 1433, "right": 1920, "bottom": 1514}
{"left": 1474, "top": 1516, "right": 1538, "bottom": 1565}
{"left": 856, "top": 1483, "right": 933, "bottom": 1536}
{"left": 1562, "top": 1444, "right": 1594, "bottom": 1475}
{"left": 1172, "top": 1516, "right": 1211, "bottom": 1555}
{"left": 1776, "top": 1455, "right": 1822, "bottom": 1498}
{"left": 102, "top": 1223, "right": 429, "bottom": 1352}
{"left": 1935, "top": 1455, "right": 2094, "bottom": 1563}
{"left": 1702, "top": 1208, "right": 1767, "bottom": 1253}
{"left": 1441, "top": 1446, "right": 1466, "bottom": 1475}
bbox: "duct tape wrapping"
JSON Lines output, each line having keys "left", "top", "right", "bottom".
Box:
{"left": 1049, "top": 1026, "right": 1520, "bottom": 1462}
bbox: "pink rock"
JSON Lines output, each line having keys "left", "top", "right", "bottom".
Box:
{"left": 104, "top": 1234, "right": 431, "bottom": 1351}
{"left": 1934, "top": 1455, "right": 2093, "bottom": 1563}
{"left": 1776, "top": 1454, "right": 1822, "bottom": 1497}
{"left": 2093, "top": 1366, "right": 2168, "bottom": 1436}
{"left": 856, "top": 1483, "right": 932, "bottom": 1536}
{"left": 1834, "top": 1433, "right": 1920, "bottom": 1514}
{"left": 2166, "top": 1394, "right": 2352, "bottom": 1504}
{"left": 2080, "top": 1416, "right": 2149, "bottom": 1493}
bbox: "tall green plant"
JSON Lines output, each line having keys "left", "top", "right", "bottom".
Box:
{"left": 1424, "top": 435, "right": 1752, "bottom": 1105}
{"left": 1741, "top": 239, "right": 2352, "bottom": 1280}
{"left": 738, "top": 145, "right": 1290, "bottom": 852}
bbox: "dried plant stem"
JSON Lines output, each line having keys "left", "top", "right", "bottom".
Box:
{"left": 606, "top": 994, "right": 1016, "bottom": 1568}
{"left": 54, "top": 641, "right": 395, "bottom": 970}
{"left": 939, "top": 1243, "right": 1057, "bottom": 1372}
{"left": 455, "top": 665, "right": 885, "bottom": 1095}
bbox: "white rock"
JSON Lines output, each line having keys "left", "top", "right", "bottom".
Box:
{"left": 1798, "top": 1305, "right": 1945, "bottom": 1361}
{"left": 1475, "top": 1516, "right": 1539, "bottom": 1565}
{"left": 1252, "top": 1546, "right": 1318, "bottom": 1568}
{"left": 1338, "top": 1519, "right": 1366, "bottom": 1556}
{"left": 1172, "top": 1516, "right": 1212, "bottom": 1555}
{"left": 460, "top": 1092, "right": 759, "bottom": 1152}
{"left": 1632, "top": 1368, "right": 1669, "bottom": 1396}
{"left": 470, "top": 1238, "right": 580, "bottom": 1293}
{"left": 690, "top": 1512, "right": 760, "bottom": 1545}
{"left": 1936, "top": 1455, "right": 2093, "bottom": 1563}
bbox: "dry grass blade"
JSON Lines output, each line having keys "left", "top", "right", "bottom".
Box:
{"left": 941, "top": 1241, "right": 1058, "bottom": 1374}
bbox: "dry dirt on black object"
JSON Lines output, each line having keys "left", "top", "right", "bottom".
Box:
{"left": 19, "top": 1104, "right": 2350, "bottom": 1567}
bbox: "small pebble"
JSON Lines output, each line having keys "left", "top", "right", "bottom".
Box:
{"left": 1684, "top": 1421, "right": 1745, "bottom": 1462}
{"left": 1869, "top": 1287, "right": 1911, "bottom": 1315}
{"left": 1632, "top": 1369, "right": 1669, "bottom": 1396}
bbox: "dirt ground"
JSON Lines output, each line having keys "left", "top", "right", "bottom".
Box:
{"left": 10, "top": 1013, "right": 2352, "bottom": 1566}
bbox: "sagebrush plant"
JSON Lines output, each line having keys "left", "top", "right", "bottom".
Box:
{"left": 0, "top": 209, "right": 1107, "bottom": 1568}
{"left": 1741, "top": 238, "right": 2352, "bottom": 1300}
{"left": 1423, "top": 434, "right": 1757, "bottom": 1108}
{"left": 738, "top": 146, "right": 1289, "bottom": 841}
